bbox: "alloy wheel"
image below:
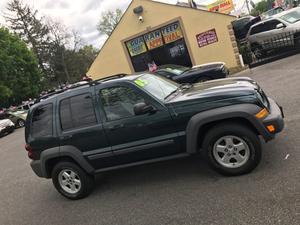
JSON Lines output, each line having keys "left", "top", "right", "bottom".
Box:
{"left": 212, "top": 135, "right": 250, "bottom": 169}
{"left": 58, "top": 169, "right": 82, "bottom": 194}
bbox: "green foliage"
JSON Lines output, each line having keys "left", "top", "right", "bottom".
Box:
{"left": 64, "top": 45, "right": 98, "bottom": 83}
{"left": 250, "top": 0, "right": 274, "bottom": 16}
{"left": 97, "top": 9, "right": 123, "bottom": 36}
{"left": 4, "top": 0, "right": 98, "bottom": 88}
{"left": 5, "top": 0, "right": 51, "bottom": 74}
{"left": 0, "top": 27, "right": 42, "bottom": 107}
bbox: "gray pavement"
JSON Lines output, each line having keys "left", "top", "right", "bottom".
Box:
{"left": 0, "top": 55, "right": 300, "bottom": 225}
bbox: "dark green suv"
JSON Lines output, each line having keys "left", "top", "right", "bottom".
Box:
{"left": 25, "top": 74, "right": 284, "bottom": 200}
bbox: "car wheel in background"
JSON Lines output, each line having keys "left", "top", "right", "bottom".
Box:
{"left": 52, "top": 161, "right": 95, "bottom": 200}
{"left": 17, "top": 119, "right": 25, "bottom": 128}
{"left": 294, "top": 33, "right": 300, "bottom": 47}
{"left": 251, "top": 44, "right": 265, "bottom": 59}
{"left": 202, "top": 123, "right": 262, "bottom": 176}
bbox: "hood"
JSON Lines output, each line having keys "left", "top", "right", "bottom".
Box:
{"left": 167, "top": 77, "right": 259, "bottom": 103}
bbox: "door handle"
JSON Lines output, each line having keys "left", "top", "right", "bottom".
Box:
{"left": 108, "top": 124, "right": 124, "bottom": 131}
{"left": 60, "top": 135, "right": 73, "bottom": 140}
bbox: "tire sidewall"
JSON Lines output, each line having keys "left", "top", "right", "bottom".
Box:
{"left": 203, "top": 124, "right": 261, "bottom": 176}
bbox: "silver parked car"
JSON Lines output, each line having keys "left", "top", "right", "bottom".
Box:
{"left": 247, "top": 7, "right": 300, "bottom": 58}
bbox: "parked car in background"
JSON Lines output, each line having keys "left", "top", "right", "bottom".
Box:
{"left": 17, "top": 101, "right": 35, "bottom": 111}
{"left": 232, "top": 16, "right": 261, "bottom": 42}
{"left": 154, "top": 62, "right": 228, "bottom": 84}
{"left": 0, "top": 119, "right": 15, "bottom": 137}
{"left": 247, "top": 7, "right": 300, "bottom": 58}
{"left": 0, "top": 111, "right": 27, "bottom": 127}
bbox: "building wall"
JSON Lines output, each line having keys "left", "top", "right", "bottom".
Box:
{"left": 88, "top": 0, "right": 238, "bottom": 79}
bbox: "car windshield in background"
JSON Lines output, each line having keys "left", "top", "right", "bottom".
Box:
{"left": 159, "top": 65, "right": 189, "bottom": 75}
{"left": 280, "top": 9, "right": 300, "bottom": 24}
{"left": 134, "top": 74, "right": 179, "bottom": 100}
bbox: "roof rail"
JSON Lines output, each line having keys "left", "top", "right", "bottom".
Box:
{"left": 34, "top": 73, "right": 128, "bottom": 103}
{"left": 91, "top": 73, "right": 127, "bottom": 85}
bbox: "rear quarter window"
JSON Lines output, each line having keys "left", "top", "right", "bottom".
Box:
{"left": 59, "top": 93, "right": 97, "bottom": 131}
{"left": 31, "top": 104, "right": 53, "bottom": 138}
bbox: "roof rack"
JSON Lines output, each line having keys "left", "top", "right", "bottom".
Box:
{"left": 35, "top": 73, "right": 128, "bottom": 103}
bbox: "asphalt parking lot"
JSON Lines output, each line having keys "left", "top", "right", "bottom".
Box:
{"left": 0, "top": 55, "right": 299, "bottom": 225}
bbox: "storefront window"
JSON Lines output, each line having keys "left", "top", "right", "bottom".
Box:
{"left": 125, "top": 21, "right": 192, "bottom": 72}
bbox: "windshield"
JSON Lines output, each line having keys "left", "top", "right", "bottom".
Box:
{"left": 159, "top": 65, "right": 189, "bottom": 75}
{"left": 280, "top": 9, "right": 300, "bottom": 24}
{"left": 134, "top": 74, "right": 179, "bottom": 100}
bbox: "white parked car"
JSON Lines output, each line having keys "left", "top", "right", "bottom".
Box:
{"left": 247, "top": 7, "right": 300, "bottom": 58}
{"left": 0, "top": 119, "right": 15, "bottom": 137}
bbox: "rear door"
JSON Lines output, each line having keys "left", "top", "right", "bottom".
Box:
{"left": 56, "top": 87, "right": 113, "bottom": 170}
{"left": 96, "top": 82, "right": 183, "bottom": 166}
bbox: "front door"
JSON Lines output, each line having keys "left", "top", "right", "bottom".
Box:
{"left": 97, "top": 83, "right": 183, "bottom": 166}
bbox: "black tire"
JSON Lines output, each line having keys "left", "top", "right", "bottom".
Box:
{"left": 294, "top": 34, "right": 300, "bottom": 47}
{"left": 251, "top": 44, "right": 265, "bottom": 59}
{"left": 202, "top": 123, "right": 261, "bottom": 176}
{"left": 17, "top": 119, "right": 25, "bottom": 128}
{"left": 51, "top": 161, "right": 94, "bottom": 200}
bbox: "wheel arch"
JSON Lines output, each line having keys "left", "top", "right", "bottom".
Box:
{"left": 185, "top": 104, "right": 270, "bottom": 154}
{"left": 40, "top": 146, "right": 94, "bottom": 178}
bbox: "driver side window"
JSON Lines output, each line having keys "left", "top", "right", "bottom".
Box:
{"left": 100, "top": 86, "right": 145, "bottom": 121}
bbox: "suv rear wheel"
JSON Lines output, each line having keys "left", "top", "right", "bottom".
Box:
{"left": 202, "top": 123, "right": 261, "bottom": 176}
{"left": 51, "top": 161, "right": 94, "bottom": 200}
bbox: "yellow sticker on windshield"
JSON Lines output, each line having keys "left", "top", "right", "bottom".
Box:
{"left": 134, "top": 79, "right": 148, "bottom": 87}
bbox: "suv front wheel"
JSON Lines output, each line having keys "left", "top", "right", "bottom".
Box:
{"left": 51, "top": 161, "right": 94, "bottom": 200}
{"left": 202, "top": 123, "right": 262, "bottom": 176}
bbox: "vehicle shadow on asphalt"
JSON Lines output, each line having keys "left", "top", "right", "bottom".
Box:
{"left": 90, "top": 137, "right": 286, "bottom": 198}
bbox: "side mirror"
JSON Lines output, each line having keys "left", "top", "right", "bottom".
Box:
{"left": 276, "top": 23, "right": 285, "bottom": 29}
{"left": 134, "top": 102, "right": 156, "bottom": 115}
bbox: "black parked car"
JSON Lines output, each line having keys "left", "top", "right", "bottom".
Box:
{"left": 154, "top": 63, "right": 228, "bottom": 84}
{"left": 26, "top": 74, "right": 284, "bottom": 200}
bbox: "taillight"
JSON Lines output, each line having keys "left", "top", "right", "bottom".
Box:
{"left": 25, "top": 144, "right": 34, "bottom": 159}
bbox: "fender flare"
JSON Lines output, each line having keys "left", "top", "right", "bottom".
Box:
{"left": 185, "top": 103, "right": 271, "bottom": 154}
{"left": 40, "top": 145, "right": 94, "bottom": 178}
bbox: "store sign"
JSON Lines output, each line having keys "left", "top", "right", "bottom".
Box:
{"left": 126, "top": 36, "right": 147, "bottom": 56}
{"left": 196, "top": 29, "right": 218, "bottom": 48}
{"left": 161, "top": 22, "right": 183, "bottom": 44}
{"left": 144, "top": 30, "right": 163, "bottom": 50}
{"left": 207, "top": 0, "right": 234, "bottom": 14}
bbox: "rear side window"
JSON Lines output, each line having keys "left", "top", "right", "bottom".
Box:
{"left": 60, "top": 94, "right": 97, "bottom": 131}
{"left": 31, "top": 104, "right": 53, "bottom": 138}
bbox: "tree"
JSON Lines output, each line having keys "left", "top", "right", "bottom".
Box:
{"left": 0, "top": 27, "right": 42, "bottom": 107}
{"left": 4, "top": 0, "right": 51, "bottom": 75}
{"left": 97, "top": 9, "right": 123, "bottom": 36}
{"left": 250, "top": 0, "right": 274, "bottom": 16}
{"left": 64, "top": 45, "right": 98, "bottom": 82}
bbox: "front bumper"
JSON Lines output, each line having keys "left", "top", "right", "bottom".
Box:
{"left": 261, "top": 98, "right": 284, "bottom": 140}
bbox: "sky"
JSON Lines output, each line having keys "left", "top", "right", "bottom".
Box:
{"left": 0, "top": 0, "right": 249, "bottom": 48}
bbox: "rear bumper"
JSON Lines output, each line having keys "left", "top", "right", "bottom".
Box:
{"left": 261, "top": 98, "right": 284, "bottom": 140}
{"left": 30, "top": 160, "right": 44, "bottom": 178}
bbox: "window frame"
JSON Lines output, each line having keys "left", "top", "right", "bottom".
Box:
{"left": 97, "top": 82, "right": 165, "bottom": 123}
{"left": 30, "top": 103, "right": 54, "bottom": 138}
{"left": 58, "top": 92, "right": 98, "bottom": 132}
